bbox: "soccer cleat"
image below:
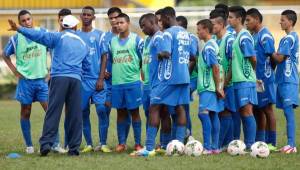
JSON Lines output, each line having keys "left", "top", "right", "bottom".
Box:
{"left": 267, "top": 144, "right": 278, "bottom": 152}
{"left": 81, "top": 145, "right": 93, "bottom": 153}
{"left": 130, "top": 148, "right": 156, "bottom": 157}
{"left": 134, "top": 144, "right": 143, "bottom": 151}
{"left": 26, "top": 146, "right": 34, "bottom": 154}
{"left": 115, "top": 144, "right": 127, "bottom": 152}
{"left": 100, "top": 145, "right": 112, "bottom": 153}
{"left": 280, "top": 145, "right": 297, "bottom": 154}
{"left": 51, "top": 144, "right": 67, "bottom": 154}
{"left": 155, "top": 147, "right": 166, "bottom": 155}
{"left": 202, "top": 149, "right": 213, "bottom": 155}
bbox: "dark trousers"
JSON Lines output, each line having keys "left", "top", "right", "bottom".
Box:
{"left": 39, "top": 76, "right": 82, "bottom": 153}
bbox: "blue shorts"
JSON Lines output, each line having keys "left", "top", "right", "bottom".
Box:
{"left": 190, "top": 78, "right": 197, "bottom": 101}
{"left": 142, "top": 86, "right": 151, "bottom": 117}
{"left": 276, "top": 83, "right": 299, "bottom": 109}
{"left": 150, "top": 84, "right": 190, "bottom": 106}
{"left": 257, "top": 82, "right": 276, "bottom": 108}
{"left": 224, "top": 86, "right": 237, "bottom": 112}
{"left": 15, "top": 78, "right": 48, "bottom": 104}
{"left": 105, "top": 80, "right": 112, "bottom": 103}
{"left": 217, "top": 99, "right": 225, "bottom": 113}
{"left": 112, "top": 82, "right": 142, "bottom": 109}
{"left": 234, "top": 86, "right": 258, "bottom": 109}
{"left": 198, "top": 91, "right": 219, "bottom": 112}
{"left": 81, "top": 79, "right": 106, "bottom": 109}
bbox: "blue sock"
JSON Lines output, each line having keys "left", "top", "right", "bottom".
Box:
{"left": 283, "top": 106, "right": 296, "bottom": 147}
{"left": 265, "top": 130, "right": 270, "bottom": 143}
{"left": 125, "top": 114, "right": 131, "bottom": 143}
{"left": 184, "top": 104, "right": 192, "bottom": 135}
{"left": 160, "top": 132, "right": 172, "bottom": 149}
{"left": 82, "top": 109, "right": 92, "bottom": 146}
{"left": 268, "top": 130, "right": 277, "bottom": 146}
{"left": 132, "top": 121, "right": 142, "bottom": 145}
{"left": 20, "top": 118, "right": 32, "bottom": 147}
{"left": 146, "top": 126, "right": 158, "bottom": 151}
{"left": 242, "top": 115, "right": 257, "bottom": 148}
{"left": 176, "top": 125, "right": 186, "bottom": 143}
{"left": 117, "top": 121, "right": 127, "bottom": 144}
{"left": 256, "top": 130, "right": 265, "bottom": 142}
{"left": 145, "top": 110, "right": 149, "bottom": 130}
{"left": 219, "top": 115, "right": 231, "bottom": 148}
{"left": 232, "top": 112, "right": 241, "bottom": 139}
{"left": 96, "top": 104, "right": 109, "bottom": 145}
{"left": 224, "top": 117, "right": 233, "bottom": 146}
{"left": 198, "top": 113, "right": 211, "bottom": 150}
{"left": 171, "top": 114, "right": 177, "bottom": 140}
{"left": 210, "top": 112, "right": 220, "bottom": 150}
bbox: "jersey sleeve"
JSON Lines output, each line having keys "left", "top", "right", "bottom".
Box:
{"left": 153, "top": 33, "right": 164, "bottom": 53}
{"left": 226, "top": 35, "right": 235, "bottom": 59}
{"left": 3, "top": 35, "right": 17, "bottom": 57}
{"left": 203, "top": 46, "right": 218, "bottom": 67}
{"left": 190, "top": 34, "right": 199, "bottom": 58}
{"left": 278, "top": 36, "right": 294, "bottom": 57}
{"left": 261, "top": 33, "right": 275, "bottom": 55}
{"left": 136, "top": 35, "right": 144, "bottom": 60}
{"left": 162, "top": 30, "right": 172, "bottom": 53}
{"left": 240, "top": 33, "right": 256, "bottom": 58}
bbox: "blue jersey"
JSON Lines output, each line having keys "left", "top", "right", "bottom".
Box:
{"left": 162, "top": 26, "right": 191, "bottom": 85}
{"left": 77, "top": 29, "right": 104, "bottom": 80}
{"left": 275, "top": 31, "right": 299, "bottom": 84}
{"left": 189, "top": 33, "right": 199, "bottom": 57}
{"left": 253, "top": 27, "right": 275, "bottom": 83}
{"left": 149, "top": 31, "right": 164, "bottom": 88}
{"left": 202, "top": 39, "right": 219, "bottom": 67}
{"left": 226, "top": 25, "right": 236, "bottom": 35}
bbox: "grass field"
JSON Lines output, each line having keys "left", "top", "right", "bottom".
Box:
{"left": 0, "top": 99, "right": 300, "bottom": 170}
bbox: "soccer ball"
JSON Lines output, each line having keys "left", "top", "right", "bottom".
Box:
{"left": 166, "top": 140, "right": 185, "bottom": 156}
{"left": 184, "top": 140, "right": 203, "bottom": 156}
{"left": 250, "top": 141, "right": 270, "bottom": 158}
{"left": 227, "top": 140, "right": 246, "bottom": 156}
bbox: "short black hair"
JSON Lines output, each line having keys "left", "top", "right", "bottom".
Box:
{"left": 228, "top": 6, "right": 246, "bottom": 24}
{"left": 215, "top": 3, "right": 229, "bottom": 18}
{"left": 246, "top": 8, "right": 263, "bottom": 23}
{"left": 18, "top": 10, "right": 31, "bottom": 20}
{"left": 155, "top": 9, "right": 163, "bottom": 16}
{"left": 82, "top": 6, "right": 95, "bottom": 14}
{"left": 176, "top": 16, "right": 188, "bottom": 29}
{"left": 281, "top": 10, "right": 297, "bottom": 26}
{"left": 197, "top": 19, "right": 213, "bottom": 34}
{"left": 58, "top": 8, "right": 72, "bottom": 17}
{"left": 107, "top": 7, "right": 122, "bottom": 16}
{"left": 210, "top": 8, "right": 227, "bottom": 22}
{"left": 139, "top": 13, "right": 157, "bottom": 27}
{"left": 161, "top": 6, "right": 176, "bottom": 18}
{"left": 117, "top": 13, "right": 130, "bottom": 22}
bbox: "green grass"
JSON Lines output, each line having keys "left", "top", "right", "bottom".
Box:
{"left": 0, "top": 100, "right": 300, "bottom": 170}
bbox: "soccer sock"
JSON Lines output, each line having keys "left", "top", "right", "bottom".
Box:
{"left": 160, "top": 132, "right": 172, "bottom": 149}
{"left": 283, "top": 106, "right": 296, "bottom": 147}
{"left": 117, "top": 121, "right": 127, "bottom": 144}
{"left": 145, "top": 126, "right": 158, "bottom": 151}
{"left": 219, "top": 115, "right": 231, "bottom": 148}
{"left": 171, "top": 114, "right": 177, "bottom": 140}
{"left": 198, "top": 113, "right": 211, "bottom": 150}
{"left": 268, "top": 130, "right": 277, "bottom": 146}
{"left": 232, "top": 112, "right": 241, "bottom": 139}
{"left": 175, "top": 125, "right": 186, "bottom": 143}
{"left": 96, "top": 104, "right": 109, "bottom": 145}
{"left": 144, "top": 109, "right": 149, "bottom": 130}
{"left": 82, "top": 110, "right": 92, "bottom": 146}
{"left": 132, "top": 121, "right": 142, "bottom": 145}
{"left": 210, "top": 112, "right": 220, "bottom": 150}
{"left": 184, "top": 104, "right": 192, "bottom": 135}
{"left": 242, "top": 115, "right": 257, "bottom": 149}
{"left": 20, "top": 118, "right": 32, "bottom": 147}
{"left": 124, "top": 114, "right": 131, "bottom": 143}
{"left": 265, "top": 130, "right": 270, "bottom": 143}
{"left": 255, "top": 130, "right": 265, "bottom": 142}
{"left": 224, "top": 116, "right": 234, "bottom": 146}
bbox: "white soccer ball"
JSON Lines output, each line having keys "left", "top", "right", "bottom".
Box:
{"left": 166, "top": 140, "right": 185, "bottom": 156}
{"left": 184, "top": 140, "right": 203, "bottom": 156}
{"left": 250, "top": 141, "right": 270, "bottom": 158}
{"left": 227, "top": 140, "right": 246, "bottom": 156}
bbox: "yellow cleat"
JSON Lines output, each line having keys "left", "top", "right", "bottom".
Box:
{"left": 81, "top": 145, "right": 93, "bottom": 153}
{"left": 100, "top": 145, "right": 112, "bottom": 153}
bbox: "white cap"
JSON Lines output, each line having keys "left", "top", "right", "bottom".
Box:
{"left": 62, "top": 15, "right": 79, "bottom": 28}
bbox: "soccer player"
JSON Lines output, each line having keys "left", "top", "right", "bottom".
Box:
{"left": 102, "top": 7, "right": 132, "bottom": 146}
{"left": 197, "top": 19, "right": 224, "bottom": 154}
{"left": 228, "top": 6, "right": 257, "bottom": 149}
{"left": 176, "top": 15, "right": 198, "bottom": 138}
{"left": 1, "top": 10, "right": 49, "bottom": 154}
{"left": 102, "top": 13, "right": 143, "bottom": 152}
{"left": 8, "top": 15, "right": 90, "bottom": 156}
{"left": 77, "top": 6, "right": 111, "bottom": 153}
{"left": 271, "top": 10, "right": 298, "bottom": 153}
{"left": 214, "top": 3, "right": 235, "bottom": 34}
{"left": 210, "top": 9, "right": 236, "bottom": 150}
{"left": 245, "top": 8, "right": 277, "bottom": 150}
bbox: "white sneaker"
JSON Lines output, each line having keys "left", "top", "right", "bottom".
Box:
{"left": 26, "top": 146, "right": 34, "bottom": 154}
{"left": 51, "top": 145, "right": 67, "bottom": 154}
